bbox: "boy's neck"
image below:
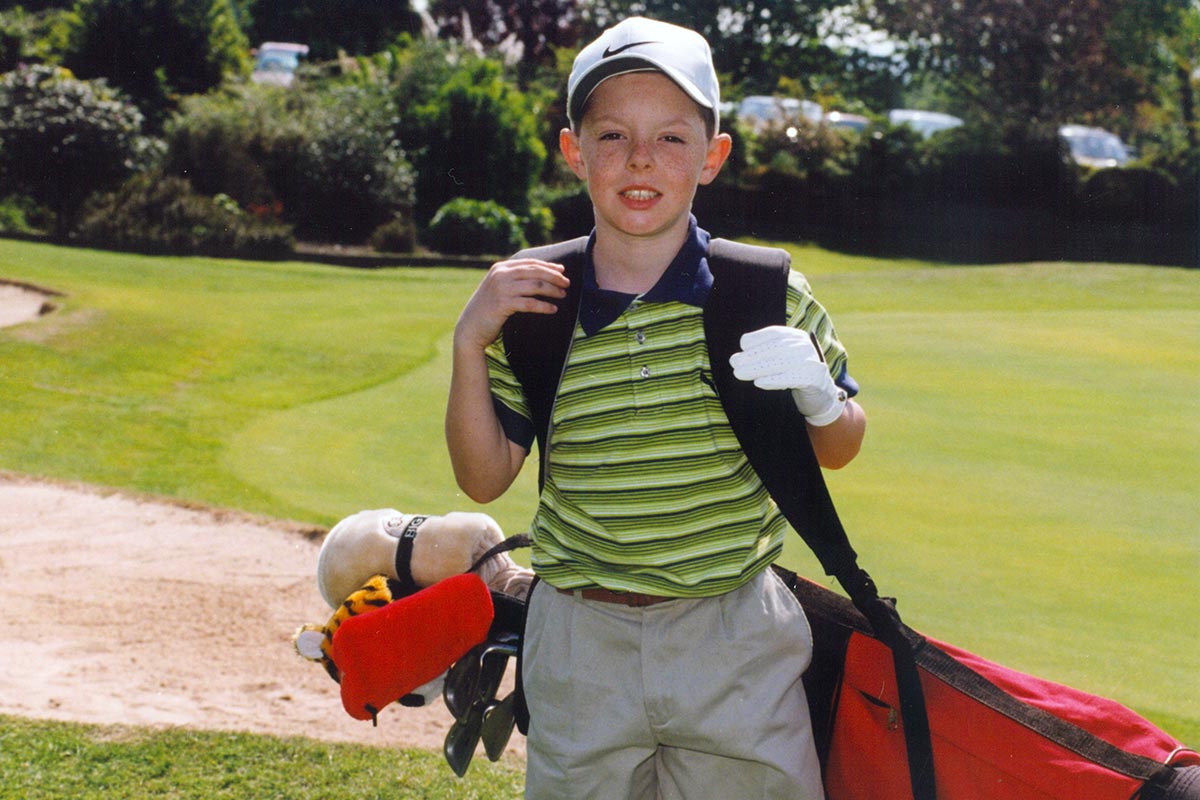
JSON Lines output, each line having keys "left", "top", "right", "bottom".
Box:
{"left": 591, "top": 221, "right": 690, "bottom": 295}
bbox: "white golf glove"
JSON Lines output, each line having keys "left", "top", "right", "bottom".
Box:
{"left": 729, "top": 325, "right": 848, "bottom": 426}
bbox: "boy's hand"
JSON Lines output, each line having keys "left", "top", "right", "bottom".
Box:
{"left": 455, "top": 259, "right": 570, "bottom": 352}
{"left": 729, "top": 325, "right": 847, "bottom": 426}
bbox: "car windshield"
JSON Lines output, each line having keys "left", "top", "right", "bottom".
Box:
{"left": 1067, "top": 134, "right": 1126, "bottom": 160}
{"left": 256, "top": 51, "right": 300, "bottom": 71}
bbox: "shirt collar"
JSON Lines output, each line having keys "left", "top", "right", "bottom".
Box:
{"left": 579, "top": 217, "right": 714, "bottom": 336}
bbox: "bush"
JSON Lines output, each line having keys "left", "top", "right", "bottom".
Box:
{"left": 406, "top": 57, "right": 546, "bottom": 226}
{"left": 522, "top": 205, "right": 555, "bottom": 247}
{"left": 425, "top": 198, "right": 526, "bottom": 256}
{"left": 0, "top": 64, "right": 158, "bottom": 231}
{"left": 163, "top": 84, "right": 415, "bottom": 244}
{"left": 0, "top": 194, "right": 54, "bottom": 234}
{"left": 919, "top": 124, "right": 1069, "bottom": 208}
{"left": 74, "top": 171, "right": 294, "bottom": 258}
{"left": 283, "top": 85, "right": 415, "bottom": 243}
{"left": 543, "top": 184, "right": 592, "bottom": 240}
{"left": 747, "top": 117, "right": 858, "bottom": 189}
{"left": 368, "top": 216, "right": 416, "bottom": 253}
{"left": 1075, "top": 166, "right": 1183, "bottom": 224}
{"left": 162, "top": 86, "right": 297, "bottom": 208}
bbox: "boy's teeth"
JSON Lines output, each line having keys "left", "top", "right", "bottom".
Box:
{"left": 623, "top": 190, "right": 657, "bottom": 200}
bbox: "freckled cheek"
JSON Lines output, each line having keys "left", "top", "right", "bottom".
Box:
{"left": 581, "top": 145, "right": 707, "bottom": 184}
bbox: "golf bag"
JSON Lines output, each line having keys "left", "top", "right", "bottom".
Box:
{"left": 496, "top": 236, "right": 1199, "bottom": 797}
{"left": 777, "top": 565, "right": 1200, "bottom": 800}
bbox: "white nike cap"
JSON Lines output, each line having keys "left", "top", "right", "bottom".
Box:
{"left": 567, "top": 17, "right": 720, "bottom": 132}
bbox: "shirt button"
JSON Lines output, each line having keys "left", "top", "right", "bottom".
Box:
{"left": 635, "top": 330, "right": 646, "bottom": 344}
{"left": 640, "top": 366, "right": 651, "bottom": 379}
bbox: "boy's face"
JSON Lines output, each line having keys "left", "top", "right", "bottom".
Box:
{"left": 560, "top": 72, "right": 732, "bottom": 246}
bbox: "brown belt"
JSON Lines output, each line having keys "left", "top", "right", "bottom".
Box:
{"left": 557, "top": 586, "right": 675, "bottom": 608}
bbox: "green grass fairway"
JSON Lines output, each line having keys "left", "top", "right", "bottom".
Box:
{"left": 2, "top": 237, "right": 1197, "bottom": 754}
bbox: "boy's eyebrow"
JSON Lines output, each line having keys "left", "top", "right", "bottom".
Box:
{"left": 585, "top": 112, "right": 704, "bottom": 131}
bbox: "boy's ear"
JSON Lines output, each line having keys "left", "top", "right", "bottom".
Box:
{"left": 559, "top": 128, "right": 587, "bottom": 180}
{"left": 700, "top": 132, "right": 733, "bottom": 186}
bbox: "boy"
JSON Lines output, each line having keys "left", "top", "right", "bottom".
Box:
{"left": 446, "top": 16, "right": 864, "bottom": 800}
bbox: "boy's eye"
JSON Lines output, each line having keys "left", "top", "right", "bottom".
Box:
{"left": 598, "top": 132, "right": 625, "bottom": 141}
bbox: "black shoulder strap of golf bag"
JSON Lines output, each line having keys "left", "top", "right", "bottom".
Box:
{"left": 705, "top": 238, "right": 936, "bottom": 800}
{"left": 502, "top": 236, "right": 937, "bottom": 800}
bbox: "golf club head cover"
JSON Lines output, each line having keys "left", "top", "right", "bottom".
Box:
{"left": 316, "top": 508, "right": 519, "bottom": 608}
{"left": 332, "top": 573, "right": 494, "bottom": 722}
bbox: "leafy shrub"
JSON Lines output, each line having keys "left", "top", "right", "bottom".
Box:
{"left": 0, "top": 64, "right": 158, "bottom": 231}
{"left": 284, "top": 85, "right": 415, "bottom": 243}
{"left": 74, "top": 171, "right": 294, "bottom": 258}
{"left": 748, "top": 117, "right": 858, "bottom": 189}
{"left": 543, "top": 184, "right": 592, "bottom": 240}
{"left": 368, "top": 216, "right": 416, "bottom": 253}
{"left": 1076, "top": 166, "right": 1182, "bottom": 224}
{"left": 919, "top": 124, "right": 1069, "bottom": 208}
{"left": 0, "top": 194, "right": 54, "bottom": 234}
{"left": 522, "top": 205, "right": 555, "bottom": 247}
{"left": 163, "top": 83, "right": 415, "bottom": 243}
{"left": 425, "top": 198, "right": 526, "bottom": 256}
{"left": 406, "top": 57, "right": 546, "bottom": 226}
{"left": 162, "top": 86, "right": 297, "bottom": 209}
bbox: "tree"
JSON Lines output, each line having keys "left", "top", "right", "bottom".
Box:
{"left": 1143, "top": 0, "right": 1200, "bottom": 152}
{"left": 583, "top": 0, "right": 846, "bottom": 95}
{"left": 63, "top": 0, "right": 250, "bottom": 126}
{"left": 864, "top": 0, "right": 1191, "bottom": 135}
{"left": 429, "top": 0, "right": 582, "bottom": 84}
{"left": 0, "top": 64, "right": 153, "bottom": 231}
{"left": 245, "top": 0, "right": 420, "bottom": 60}
{"left": 0, "top": 5, "right": 76, "bottom": 72}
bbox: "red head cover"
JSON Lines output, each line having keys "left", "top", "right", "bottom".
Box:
{"left": 332, "top": 573, "right": 494, "bottom": 721}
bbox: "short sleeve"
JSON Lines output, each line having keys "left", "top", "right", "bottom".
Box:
{"left": 486, "top": 334, "right": 536, "bottom": 449}
{"left": 785, "top": 271, "right": 859, "bottom": 397}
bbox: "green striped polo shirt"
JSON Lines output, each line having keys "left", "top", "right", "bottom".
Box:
{"left": 486, "top": 225, "right": 853, "bottom": 597}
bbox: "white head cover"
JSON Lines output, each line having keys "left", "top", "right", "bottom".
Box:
{"left": 566, "top": 16, "right": 720, "bottom": 132}
{"left": 316, "top": 508, "right": 411, "bottom": 609}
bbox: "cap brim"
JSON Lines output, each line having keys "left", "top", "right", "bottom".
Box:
{"left": 568, "top": 55, "right": 715, "bottom": 128}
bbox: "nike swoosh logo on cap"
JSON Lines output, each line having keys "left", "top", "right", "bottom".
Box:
{"left": 602, "top": 41, "right": 660, "bottom": 58}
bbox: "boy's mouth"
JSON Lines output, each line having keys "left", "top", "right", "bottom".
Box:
{"left": 619, "top": 187, "right": 661, "bottom": 206}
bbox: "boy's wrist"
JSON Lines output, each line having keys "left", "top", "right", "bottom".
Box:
{"left": 797, "top": 388, "right": 848, "bottom": 427}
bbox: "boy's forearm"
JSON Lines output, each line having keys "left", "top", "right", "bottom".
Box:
{"left": 445, "top": 339, "right": 526, "bottom": 503}
{"left": 806, "top": 399, "right": 865, "bottom": 470}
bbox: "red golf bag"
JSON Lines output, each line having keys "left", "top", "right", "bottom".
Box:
{"left": 777, "top": 566, "right": 1200, "bottom": 800}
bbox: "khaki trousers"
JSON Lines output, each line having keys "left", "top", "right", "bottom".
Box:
{"left": 523, "top": 568, "right": 825, "bottom": 800}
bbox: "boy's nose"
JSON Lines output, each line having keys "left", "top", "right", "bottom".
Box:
{"left": 626, "top": 140, "right": 653, "bottom": 170}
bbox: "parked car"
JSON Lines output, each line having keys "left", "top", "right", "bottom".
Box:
{"left": 251, "top": 42, "right": 309, "bottom": 88}
{"left": 737, "top": 95, "right": 823, "bottom": 131}
{"left": 823, "top": 111, "right": 870, "bottom": 133}
{"left": 1058, "top": 125, "right": 1131, "bottom": 169}
{"left": 887, "top": 109, "right": 964, "bottom": 139}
